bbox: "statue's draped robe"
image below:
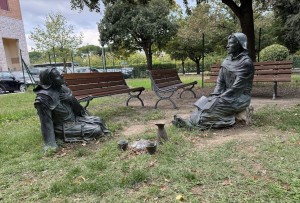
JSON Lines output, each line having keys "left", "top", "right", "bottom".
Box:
{"left": 189, "top": 50, "right": 254, "bottom": 129}
{"left": 34, "top": 85, "right": 108, "bottom": 149}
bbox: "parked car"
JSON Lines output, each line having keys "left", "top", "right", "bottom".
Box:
{"left": 0, "top": 71, "right": 26, "bottom": 94}
{"left": 11, "top": 71, "right": 40, "bottom": 85}
{"left": 28, "top": 68, "right": 43, "bottom": 77}
{"left": 90, "top": 67, "right": 133, "bottom": 79}
{"left": 73, "top": 67, "right": 91, "bottom": 73}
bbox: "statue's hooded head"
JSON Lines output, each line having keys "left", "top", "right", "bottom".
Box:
{"left": 232, "top": 32, "right": 248, "bottom": 50}
{"left": 38, "top": 68, "right": 56, "bottom": 89}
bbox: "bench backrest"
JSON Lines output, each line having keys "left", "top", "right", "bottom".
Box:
{"left": 149, "top": 69, "right": 182, "bottom": 89}
{"left": 63, "top": 72, "right": 129, "bottom": 97}
{"left": 206, "top": 60, "right": 293, "bottom": 83}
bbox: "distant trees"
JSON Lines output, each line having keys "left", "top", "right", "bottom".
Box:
{"left": 273, "top": 0, "right": 300, "bottom": 53}
{"left": 77, "top": 45, "right": 101, "bottom": 56}
{"left": 166, "top": 3, "right": 232, "bottom": 74}
{"left": 29, "top": 13, "right": 83, "bottom": 70}
{"left": 98, "top": 0, "right": 178, "bottom": 69}
{"left": 183, "top": 0, "right": 274, "bottom": 61}
{"left": 67, "top": 0, "right": 299, "bottom": 71}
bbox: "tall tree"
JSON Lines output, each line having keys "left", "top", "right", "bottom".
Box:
{"left": 165, "top": 36, "right": 189, "bottom": 74}
{"left": 273, "top": 0, "right": 300, "bottom": 53}
{"left": 98, "top": 0, "right": 178, "bottom": 69}
{"left": 183, "top": 0, "right": 271, "bottom": 61}
{"left": 78, "top": 45, "right": 102, "bottom": 56}
{"left": 175, "top": 4, "right": 231, "bottom": 74}
{"left": 29, "top": 13, "right": 83, "bottom": 70}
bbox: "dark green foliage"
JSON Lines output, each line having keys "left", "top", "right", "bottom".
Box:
{"left": 273, "top": 0, "right": 300, "bottom": 53}
{"left": 260, "top": 44, "right": 289, "bottom": 61}
{"left": 98, "top": 0, "right": 178, "bottom": 69}
{"left": 77, "top": 45, "right": 101, "bottom": 56}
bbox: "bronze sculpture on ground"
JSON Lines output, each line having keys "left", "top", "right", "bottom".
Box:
{"left": 34, "top": 68, "right": 109, "bottom": 151}
{"left": 173, "top": 32, "right": 254, "bottom": 130}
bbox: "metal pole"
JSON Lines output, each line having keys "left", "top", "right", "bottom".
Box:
{"left": 201, "top": 33, "right": 204, "bottom": 88}
{"left": 53, "top": 47, "right": 57, "bottom": 68}
{"left": 88, "top": 52, "right": 91, "bottom": 68}
{"left": 71, "top": 52, "right": 74, "bottom": 73}
{"left": 110, "top": 44, "right": 115, "bottom": 68}
{"left": 20, "top": 49, "right": 26, "bottom": 84}
{"left": 258, "top": 28, "right": 262, "bottom": 62}
{"left": 48, "top": 52, "right": 51, "bottom": 64}
{"left": 101, "top": 45, "right": 106, "bottom": 71}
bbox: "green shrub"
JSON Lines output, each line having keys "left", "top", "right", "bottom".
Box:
{"left": 295, "top": 51, "right": 300, "bottom": 56}
{"left": 260, "top": 44, "right": 289, "bottom": 61}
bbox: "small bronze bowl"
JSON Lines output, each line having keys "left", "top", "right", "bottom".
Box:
{"left": 146, "top": 141, "right": 157, "bottom": 155}
{"left": 118, "top": 140, "right": 128, "bottom": 151}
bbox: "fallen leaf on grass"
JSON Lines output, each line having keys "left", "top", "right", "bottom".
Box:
{"left": 176, "top": 195, "right": 185, "bottom": 201}
{"left": 222, "top": 178, "right": 232, "bottom": 186}
{"left": 148, "top": 160, "right": 157, "bottom": 167}
{"left": 283, "top": 183, "right": 290, "bottom": 191}
{"left": 74, "top": 175, "right": 86, "bottom": 184}
{"left": 164, "top": 178, "right": 170, "bottom": 182}
{"left": 160, "top": 185, "right": 169, "bottom": 191}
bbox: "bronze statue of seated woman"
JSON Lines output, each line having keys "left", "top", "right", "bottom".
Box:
{"left": 173, "top": 32, "right": 254, "bottom": 130}
{"left": 34, "top": 68, "right": 109, "bottom": 151}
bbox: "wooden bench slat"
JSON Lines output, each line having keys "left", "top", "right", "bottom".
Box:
{"left": 72, "top": 85, "right": 129, "bottom": 96}
{"left": 205, "top": 60, "right": 293, "bottom": 99}
{"left": 153, "top": 76, "right": 180, "bottom": 84}
{"left": 254, "top": 70, "right": 292, "bottom": 75}
{"left": 155, "top": 80, "right": 182, "bottom": 88}
{"left": 254, "top": 60, "right": 292, "bottom": 66}
{"left": 149, "top": 69, "right": 197, "bottom": 108}
{"left": 64, "top": 72, "right": 145, "bottom": 108}
{"left": 68, "top": 81, "right": 125, "bottom": 90}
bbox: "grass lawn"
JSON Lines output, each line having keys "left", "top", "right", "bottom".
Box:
{"left": 1, "top": 76, "right": 300, "bottom": 202}
{"left": 126, "top": 74, "right": 206, "bottom": 90}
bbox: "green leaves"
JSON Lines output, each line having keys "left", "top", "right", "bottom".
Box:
{"left": 260, "top": 44, "right": 289, "bottom": 61}
{"left": 29, "top": 12, "right": 83, "bottom": 62}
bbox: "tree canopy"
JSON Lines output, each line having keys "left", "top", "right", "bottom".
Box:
{"left": 98, "top": 0, "right": 178, "bottom": 69}
{"left": 29, "top": 13, "right": 83, "bottom": 68}
{"left": 273, "top": 0, "right": 300, "bottom": 53}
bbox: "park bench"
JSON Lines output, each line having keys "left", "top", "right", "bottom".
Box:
{"left": 205, "top": 60, "right": 293, "bottom": 99}
{"left": 63, "top": 72, "right": 145, "bottom": 109}
{"left": 149, "top": 69, "right": 198, "bottom": 109}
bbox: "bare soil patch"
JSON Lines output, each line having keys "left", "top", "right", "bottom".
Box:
{"left": 112, "top": 84, "right": 300, "bottom": 149}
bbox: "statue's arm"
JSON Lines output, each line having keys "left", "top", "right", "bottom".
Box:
{"left": 211, "top": 67, "right": 226, "bottom": 96}
{"left": 221, "top": 60, "right": 254, "bottom": 97}
{"left": 34, "top": 101, "right": 58, "bottom": 149}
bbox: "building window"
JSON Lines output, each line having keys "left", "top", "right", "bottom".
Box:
{"left": 0, "top": 0, "right": 9, "bottom": 11}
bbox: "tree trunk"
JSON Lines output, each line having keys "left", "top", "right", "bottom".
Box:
{"left": 238, "top": 2, "right": 256, "bottom": 61}
{"left": 63, "top": 57, "right": 67, "bottom": 73}
{"left": 142, "top": 41, "right": 153, "bottom": 70}
{"left": 222, "top": 0, "right": 256, "bottom": 61}
{"left": 181, "top": 60, "right": 185, "bottom": 74}
{"left": 196, "top": 60, "right": 201, "bottom": 74}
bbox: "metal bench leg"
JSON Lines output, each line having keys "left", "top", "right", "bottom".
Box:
{"left": 155, "top": 98, "right": 177, "bottom": 109}
{"left": 179, "top": 84, "right": 196, "bottom": 98}
{"left": 272, "top": 81, "right": 277, "bottom": 100}
{"left": 154, "top": 90, "right": 177, "bottom": 109}
{"left": 179, "top": 89, "right": 197, "bottom": 98}
{"left": 127, "top": 90, "right": 144, "bottom": 106}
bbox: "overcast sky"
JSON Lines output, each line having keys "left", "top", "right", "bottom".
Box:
{"left": 19, "top": 0, "right": 194, "bottom": 51}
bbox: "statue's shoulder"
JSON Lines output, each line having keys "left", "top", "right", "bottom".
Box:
{"left": 238, "top": 54, "right": 253, "bottom": 68}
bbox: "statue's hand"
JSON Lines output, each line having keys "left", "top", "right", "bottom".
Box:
{"left": 59, "top": 92, "right": 72, "bottom": 101}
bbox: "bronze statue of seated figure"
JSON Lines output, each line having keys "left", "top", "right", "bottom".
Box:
{"left": 34, "top": 68, "right": 109, "bottom": 151}
{"left": 173, "top": 32, "right": 254, "bottom": 130}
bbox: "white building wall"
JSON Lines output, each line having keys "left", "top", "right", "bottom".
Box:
{"left": 0, "top": 15, "right": 29, "bottom": 71}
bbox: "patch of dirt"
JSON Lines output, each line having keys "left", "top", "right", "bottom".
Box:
{"left": 116, "top": 83, "right": 300, "bottom": 149}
